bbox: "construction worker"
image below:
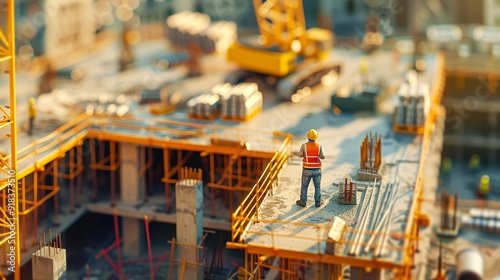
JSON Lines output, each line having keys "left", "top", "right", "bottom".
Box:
{"left": 440, "top": 157, "right": 452, "bottom": 184}
{"left": 28, "top": 97, "right": 36, "bottom": 136}
{"left": 359, "top": 56, "right": 369, "bottom": 86}
{"left": 296, "top": 129, "right": 325, "bottom": 207}
{"left": 478, "top": 175, "right": 490, "bottom": 198}
{"left": 469, "top": 154, "right": 480, "bottom": 174}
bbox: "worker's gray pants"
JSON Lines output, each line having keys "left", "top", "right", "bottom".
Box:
{"left": 28, "top": 117, "right": 34, "bottom": 135}
{"left": 300, "top": 168, "right": 322, "bottom": 204}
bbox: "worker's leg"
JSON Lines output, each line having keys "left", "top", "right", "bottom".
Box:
{"left": 300, "top": 169, "right": 313, "bottom": 203}
{"left": 28, "top": 117, "right": 34, "bottom": 135}
{"left": 312, "top": 169, "right": 322, "bottom": 205}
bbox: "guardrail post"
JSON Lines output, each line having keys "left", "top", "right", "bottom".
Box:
{"left": 255, "top": 182, "right": 259, "bottom": 223}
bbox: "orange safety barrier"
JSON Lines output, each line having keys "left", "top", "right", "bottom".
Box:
{"left": 399, "top": 52, "right": 446, "bottom": 279}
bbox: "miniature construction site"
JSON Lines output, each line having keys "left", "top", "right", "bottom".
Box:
{"left": 1, "top": 0, "right": 500, "bottom": 279}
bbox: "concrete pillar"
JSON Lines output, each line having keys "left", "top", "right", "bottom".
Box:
{"left": 120, "top": 143, "right": 144, "bottom": 203}
{"left": 32, "top": 247, "right": 66, "bottom": 280}
{"left": 122, "top": 217, "right": 145, "bottom": 257}
{"left": 176, "top": 178, "right": 204, "bottom": 280}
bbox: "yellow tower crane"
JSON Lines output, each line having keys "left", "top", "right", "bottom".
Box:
{"left": 226, "top": 0, "right": 341, "bottom": 101}
{"left": 0, "top": 0, "right": 20, "bottom": 280}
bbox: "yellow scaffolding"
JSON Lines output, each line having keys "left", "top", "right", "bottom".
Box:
{"left": 0, "top": 1, "right": 20, "bottom": 279}
{"left": 0, "top": 109, "right": 289, "bottom": 277}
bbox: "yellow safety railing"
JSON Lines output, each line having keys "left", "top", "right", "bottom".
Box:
{"left": 230, "top": 133, "right": 291, "bottom": 243}
{"left": 400, "top": 52, "right": 446, "bottom": 278}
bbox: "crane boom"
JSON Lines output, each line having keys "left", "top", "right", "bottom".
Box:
{"left": 253, "top": 0, "right": 307, "bottom": 53}
{"left": 226, "top": 0, "right": 339, "bottom": 100}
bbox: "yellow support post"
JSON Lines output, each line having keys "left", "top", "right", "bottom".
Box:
{"left": 0, "top": 0, "right": 21, "bottom": 279}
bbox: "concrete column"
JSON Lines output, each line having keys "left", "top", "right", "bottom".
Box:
{"left": 176, "top": 178, "right": 203, "bottom": 280}
{"left": 122, "top": 217, "right": 145, "bottom": 257}
{"left": 32, "top": 247, "right": 66, "bottom": 280}
{"left": 120, "top": 143, "right": 144, "bottom": 204}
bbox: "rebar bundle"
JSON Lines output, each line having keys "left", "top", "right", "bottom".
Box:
{"left": 360, "top": 132, "right": 381, "bottom": 173}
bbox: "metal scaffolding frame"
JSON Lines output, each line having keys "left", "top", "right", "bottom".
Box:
{"left": 0, "top": 1, "right": 20, "bottom": 279}
{"left": 90, "top": 140, "right": 120, "bottom": 205}
{"left": 0, "top": 111, "right": 286, "bottom": 278}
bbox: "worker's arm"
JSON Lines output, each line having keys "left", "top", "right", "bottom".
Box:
{"left": 319, "top": 145, "right": 325, "bottom": 159}
{"left": 297, "top": 143, "right": 305, "bottom": 158}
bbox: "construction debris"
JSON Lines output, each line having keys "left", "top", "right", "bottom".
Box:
{"left": 325, "top": 216, "right": 346, "bottom": 254}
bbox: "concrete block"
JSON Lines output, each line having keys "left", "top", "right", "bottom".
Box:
{"left": 120, "top": 143, "right": 144, "bottom": 203}
{"left": 122, "top": 217, "right": 145, "bottom": 257}
{"left": 357, "top": 170, "right": 381, "bottom": 181}
{"left": 337, "top": 182, "right": 358, "bottom": 205}
{"left": 175, "top": 179, "right": 204, "bottom": 280}
{"left": 32, "top": 247, "right": 66, "bottom": 280}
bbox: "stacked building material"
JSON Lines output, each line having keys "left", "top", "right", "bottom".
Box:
{"left": 393, "top": 81, "right": 430, "bottom": 132}
{"left": 165, "top": 11, "right": 236, "bottom": 54}
{"left": 470, "top": 26, "right": 500, "bottom": 55}
{"left": 220, "top": 82, "right": 262, "bottom": 121}
{"left": 187, "top": 92, "right": 221, "bottom": 120}
{"left": 199, "top": 21, "right": 238, "bottom": 53}
{"left": 165, "top": 11, "right": 211, "bottom": 46}
{"left": 437, "top": 189, "right": 459, "bottom": 237}
{"left": 461, "top": 208, "right": 500, "bottom": 234}
{"left": 186, "top": 82, "right": 262, "bottom": 121}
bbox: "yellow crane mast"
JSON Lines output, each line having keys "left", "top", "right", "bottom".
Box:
{"left": 0, "top": 1, "right": 21, "bottom": 280}
{"left": 226, "top": 0, "right": 341, "bottom": 101}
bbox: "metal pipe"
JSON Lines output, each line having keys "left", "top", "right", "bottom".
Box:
{"left": 375, "top": 195, "right": 396, "bottom": 257}
{"left": 144, "top": 215, "right": 154, "bottom": 280}
{"left": 344, "top": 175, "right": 348, "bottom": 203}
{"left": 373, "top": 182, "right": 391, "bottom": 227}
{"left": 364, "top": 185, "right": 399, "bottom": 254}
{"left": 349, "top": 178, "right": 377, "bottom": 256}
{"left": 456, "top": 248, "right": 483, "bottom": 280}
{"left": 349, "top": 178, "right": 353, "bottom": 203}
{"left": 113, "top": 208, "right": 122, "bottom": 277}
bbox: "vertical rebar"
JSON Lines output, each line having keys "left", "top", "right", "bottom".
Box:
{"left": 453, "top": 191, "right": 458, "bottom": 230}
{"left": 349, "top": 178, "right": 353, "bottom": 203}
{"left": 344, "top": 175, "right": 347, "bottom": 203}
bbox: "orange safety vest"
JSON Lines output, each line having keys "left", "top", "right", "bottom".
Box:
{"left": 303, "top": 142, "right": 322, "bottom": 168}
